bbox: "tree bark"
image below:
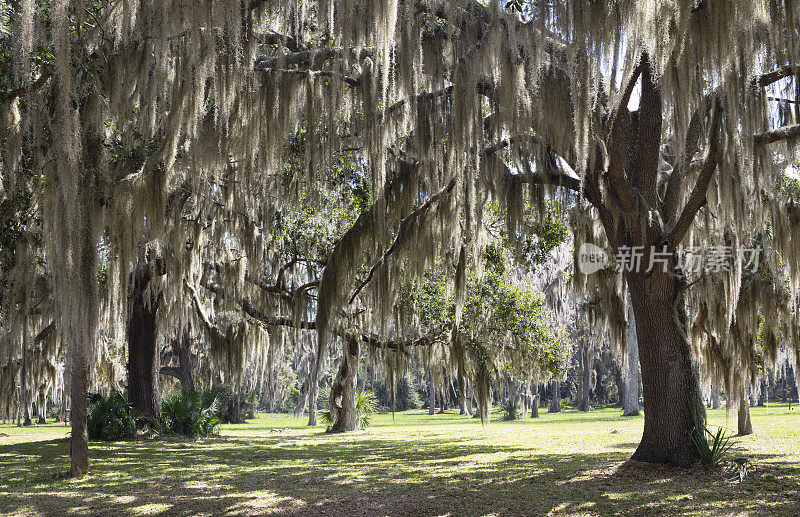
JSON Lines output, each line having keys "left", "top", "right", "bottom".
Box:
{"left": 128, "top": 289, "right": 162, "bottom": 423}
{"left": 37, "top": 388, "right": 47, "bottom": 424}
{"left": 465, "top": 381, "right": 473, "bottom": 416}
{"left": 531, "top": 391, "right": 539, "bottom": 418}
{"left": 329, "top": 336, "right": 360, "bottom": 432}
{"left": 577, "top": 338, "right": 593, "bottom": 412}
{"left": 623, "top": 294, "right": 640, "bottom": 416}
{"left": 20, "top": 318, "right": 32, "bottom": 426}
{"left": 757, "top": 375, "right": 768, "bottom": 406}
{"left": 160, "top": 326, "right": 195, "bottom": 392}
{"left": 711, "top": 387, "right": 720, "bottom": 409}
{"left": 428, "top": 368, "right": 436, "bottom": 415}
{"left": 70, "top": 338, "right": 90, "bottom": 477}
{"left": 628, "top": 275, "right": 704, "bottom": 467}
{"left": 550, "top": 378, "right": 561, "bottom": 413}
{"left": 307, "top": 383, "right": 318, "bottom": 426}
{"left": 738, "top": 387, "right": 753, "bottom": 435}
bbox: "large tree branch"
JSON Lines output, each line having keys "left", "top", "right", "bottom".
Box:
{"left": 754, "top": 65, "right": 798, "bottom": 88}
{"left": 242, "top": 298, "right": 317, "bottom": 330}
{"left": 666, "top": 99, "right": 722, "bottom": 249}
{"left": 754, "top": 124, "right": 800, "bottom": 146}
{"left": 605, "top": 60, "right": 645, "bottom": 211}
{"left": 637, "top": 57, "right": 663, "bottom": 206}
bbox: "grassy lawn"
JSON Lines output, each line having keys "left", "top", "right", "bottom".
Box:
{"left": 0, "top": 404, "right": 798, "bottom": 516}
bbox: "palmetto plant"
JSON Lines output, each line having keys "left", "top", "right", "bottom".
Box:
{"left": 355, "top": 390, "right": 377, "bottom": 430}
{"left": 87, "top": 391, "right": 139, "bottom": 441}
{"left": 689, "top": 399, "right": 734, "bottom": 466}
{"left": 161, "top": 390, "right": 221, "bottom": 438}
{"left": 317, "top": 390, "right": 377, "bottom": 430}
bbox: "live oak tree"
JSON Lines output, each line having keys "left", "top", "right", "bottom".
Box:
{"left": 3, "top": 0, "right": 800, "bottom": 474}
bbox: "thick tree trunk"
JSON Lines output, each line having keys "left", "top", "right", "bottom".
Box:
{"left": 738, "top": 387, "right": 753, "bottom": 436}
{"left": 128, "top": 291, "right": 161, "bottom": 423}
{"left": 37, "top": 389, "right": 47, "bottom": 424}
{"left": 623, "top": 294, "right": 641, "bottom": 416}
{"left": 531, "top": 391, "right": 539, "bottom": 418}
{"left": 329, "top": 336, "right": 359, "bottom": 432}
{"left": 550, "top": 378, "right": 561, "bottom": 413}
{"left": 628, "top": 276, "right": 704, "bottom": 467}
{"left": 428, "top": 368, "right": 436, "bottom": 415}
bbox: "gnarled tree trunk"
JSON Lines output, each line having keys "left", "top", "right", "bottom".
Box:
{"left": 329, "top": 336, "right": 360, "bottom": 432}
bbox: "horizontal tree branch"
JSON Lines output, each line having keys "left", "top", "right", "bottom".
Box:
{"left": 754, "top": 124, "right": 800, "bottom": 146}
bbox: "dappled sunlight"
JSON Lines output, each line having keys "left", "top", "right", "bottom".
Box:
{"left": 1, "top": 407, "right": 799, "bottom": 515}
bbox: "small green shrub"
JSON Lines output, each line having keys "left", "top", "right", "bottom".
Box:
{"left": 728, "top": 457, "right": 751, "bottom": 482}
{"left": 500, "top": 402, "right": 522, "bottom": 421}
{"left": 161, "top": 390, "right": 220, "bottom": 438}
{"left": 87, "top": 391, "right": 138, "bottom": 441}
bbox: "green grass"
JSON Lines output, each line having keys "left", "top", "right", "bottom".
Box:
{"left": 1, "top": 404, "right": 798, "bottom": 516}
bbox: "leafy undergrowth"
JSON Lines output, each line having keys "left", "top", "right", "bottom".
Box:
{"left": 0, "top": 405, "right": 798, "bottom": 516}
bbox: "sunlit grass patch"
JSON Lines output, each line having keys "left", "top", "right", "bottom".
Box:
{"left": 0, "top": 404, "right": 798, "bottom": 515}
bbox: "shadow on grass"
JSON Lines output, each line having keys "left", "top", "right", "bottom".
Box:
{"left": 0, "top": 432, "right": 798, "bottom": 516}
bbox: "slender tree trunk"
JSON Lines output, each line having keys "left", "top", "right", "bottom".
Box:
{"left": 294, "top": 378, "right": 310, "bottom": 419}
{"left": 128, "top": 290, "right": 161, "bottom": 423}
{"left": 578, "top": 339, "right": 592, "bottom": 412}
{"left": 623, "top": 294, "right": 640, "bottom": 416}
{"left": 738, "top": 387, "right": 753, "bottom": 435}
{"left": 428, "top": 368, "right": 436, "bottom": 415}
{"left": 550, "top": 378, "right": 561, "bottom": 413}
{"left": 628, "top": 275, "right": 704, "bottom": 467}
{"left": 459, "top": 382, "right": 467, "bottom": 415}
{"left": 465, "top": 381, "right": 473, "bottom": 416}
{"left": 711, "top": 387, "right": 720, "bottom": 409}
{"left": 70, "top": 334, "right": 90, "bottom": 477}
{"left": 37, "top": 389, "right": 47, "bottom": 424}
{"left": 307, "top": 383, "right": 318, "bottom": 425}
{"left": 757, "top": 375, "right": 768, "bottom": 406}
{"left": 329, "top": 336, "right": 359, "bottom": 432}
{"left": 20, "top": 318, "right": 32, "bottom": 426}
{"left": 781, "top": 368, "right": 788, "bottom": 403}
